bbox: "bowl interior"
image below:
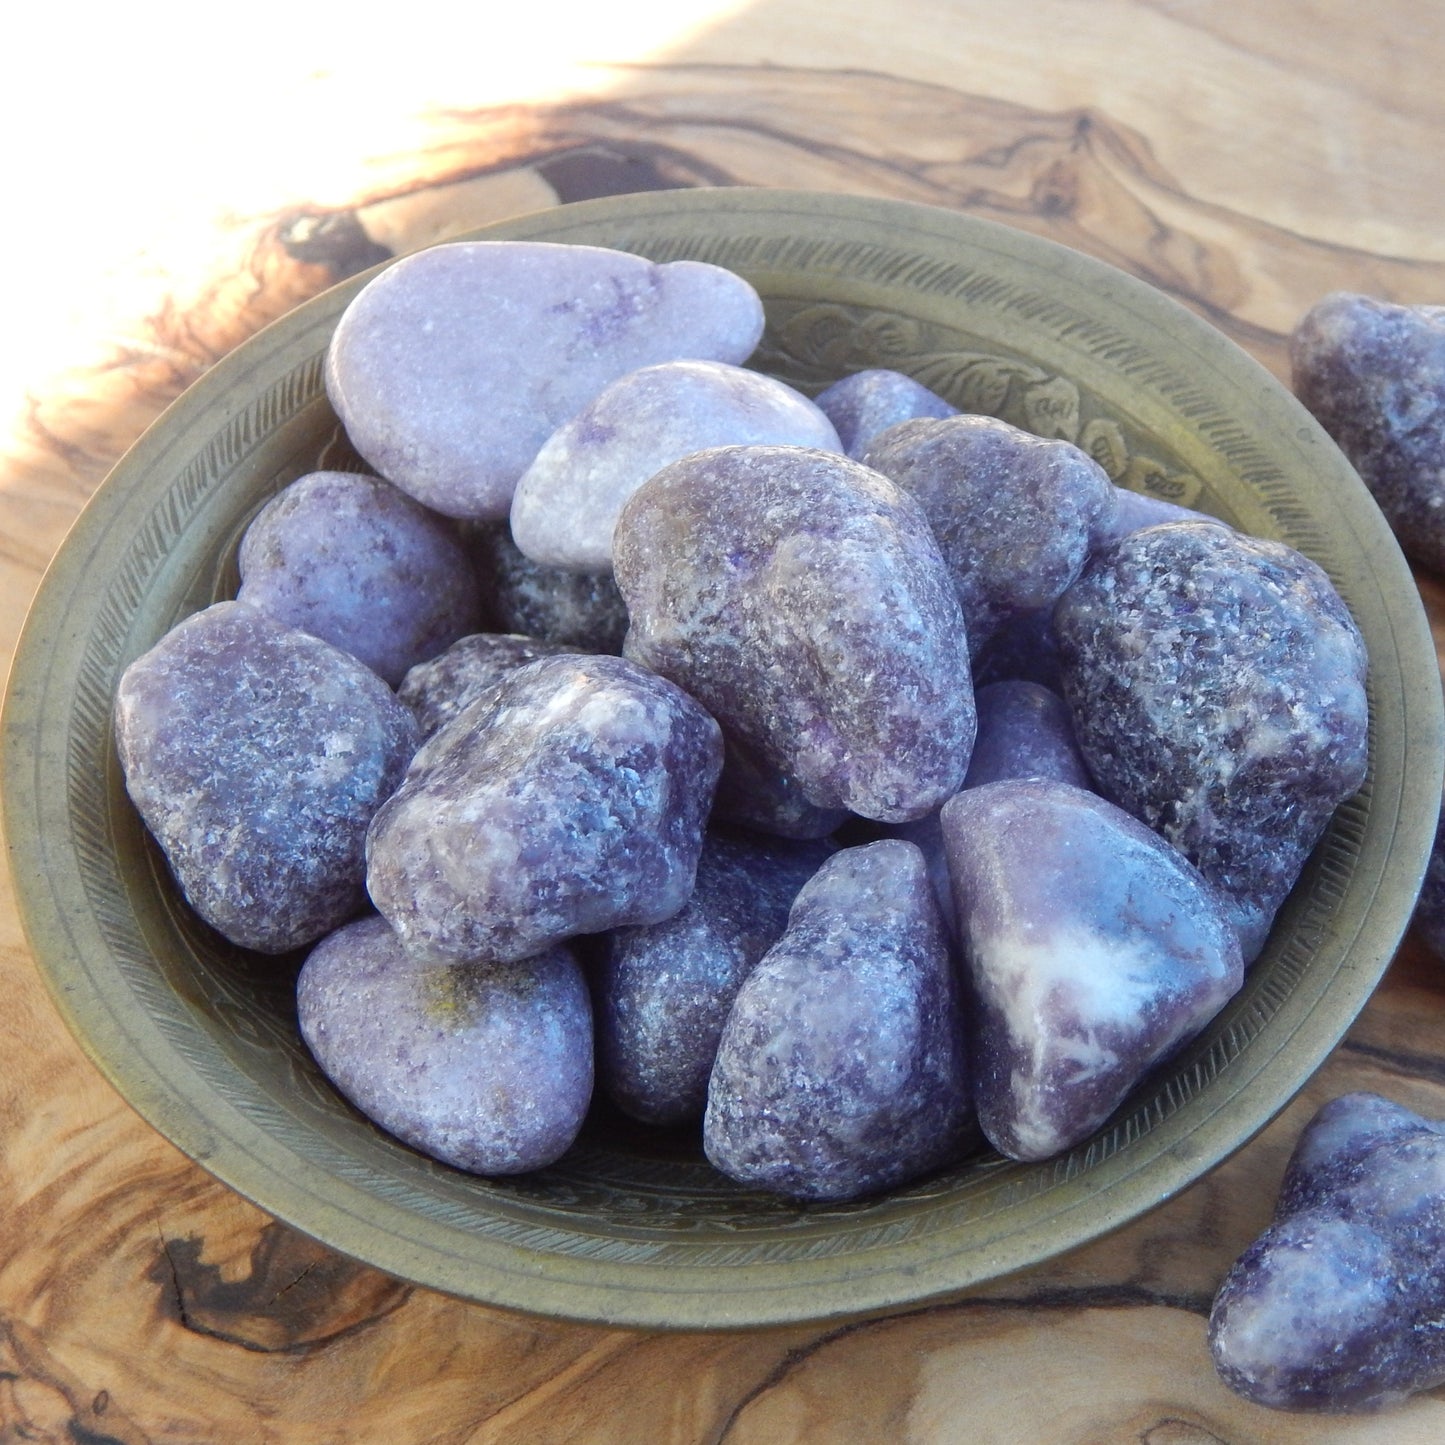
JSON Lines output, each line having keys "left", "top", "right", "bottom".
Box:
{"left": 6, "top": 189, "right": 1440, "bottom": 1329}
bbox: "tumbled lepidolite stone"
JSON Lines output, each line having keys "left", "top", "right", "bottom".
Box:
{"left": 398, "top": 632, "right": 577, "bottom": 740}
{"left": 863, "top": 414, "right": 1117, "bottom": 648}
{"left": 115, "top": 602, "right": 419, "bottom": 953}
{"left": 326, "top": 241, "right": 766, "bottom": 519}
{"left": 367, "top": 653, "right": 723, "bottom": 965}
{"left": 510, "top": 360, "right": 841, "bottom": 572}
{"left": 1291, "top": 292, "right": 1445, "bottom": 572}
{"left": 704, "top": 840, "right": 974, "bottom": 1201}
{"left": 812, "top": 368, "right": 958, "bottom": 459}
{"left": 942, "top": 779, "right": 1243, "bottom": 1161}
{"left": 615, "top": 445, "right": 975, "bottom": 828}
{"left": 597, "top": 830, "right": 832, "bottom": 1126}
{"left": 236, "top": 470, "right": 481, "bottom": 686}
{"left": 963, "top": 680, "right": 1091, "bottom": 791}
{"left": 298, "top": 916, "right": 592, "bottom": 1174}
{"left": 1054, "top": 520, "right": 1369, "bottom": 961}
{"left": 1094, "top": 486, "right": 1223, "bottom": 549}
{"left": 1210, "top": 1092, "right": 1445, "bottom": 1412}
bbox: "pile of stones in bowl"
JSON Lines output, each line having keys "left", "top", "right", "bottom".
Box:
{"left": 117, "top": 241, "right": 1409, "bottom": 1406}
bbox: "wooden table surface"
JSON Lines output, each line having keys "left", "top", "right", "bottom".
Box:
{"left": 4, "top": 3, "right": 1445, "bottom": 1439}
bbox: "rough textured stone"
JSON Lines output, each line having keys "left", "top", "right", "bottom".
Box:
{"left": 704, "top": 840, "right": 975, "bottom": 1201}
{"left": 862, "top": 414, "right": 1117, "bottom": 648}
{"left": 597, "top": 830, "right": 832, "bottom": 1126}
{"left": 510, "top": 360, "right": 840, "bottom": 572}
{"left": 298, "top": 916, "right": 592, "bottom": 1174}
{"left": 474, "top": 520, "right": 629, "bottom": 654}
{"left": 326, "top": 240, "right": 766, "bottom": 519}
{"left": 1210, "top": 1092, "right": 1445, "bottom": 1412}
{"left": 236, "top": 470, "right": 481, "bottom": 686}
{"left": 942, "top": 779, "right": 1243, "bottom": 1162}
{"left": 114, "top": 602, "right": 419, "bottom": 953}
{"left": 963, "top": 680, "right": 1091, "bottom": 791}
{"left": 398, "top": 632, "right": 577, "bottom": 740}
{"left": 1054, "top": 521, "right": 1370, "bottom": 962}
{"left": 1291, "top": 292, "right": 1445, "bottom": 572}
{"left": 615, "top": 444, "right": 976, "bottom": 829}
{"left": 813, "top": 369, "right": 957, "bottom": 458}
{"left": 367, "top": 653, "right": 723, "bottom": 966}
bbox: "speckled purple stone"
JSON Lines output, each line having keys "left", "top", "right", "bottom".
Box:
{"left": 1210, "top": 1092, "right": 1445, "bottom": 1412}
{"left": 1054, "top": 521, "right": 1370, "bottom": 962}
{"left": 1291, "top": 292, "right": 1445, "bottom": 572}
{"left": 862, "top": 414, "right": 1118, "bottom": 648}
{"left": 115, "top": 602, "right": 419, "bottom": 953}
{"left": 367, "top": 653, "right": 723, "bottom": 965}
{"left": 1411, "top": 796, "right": 1445, "bottom": 960}
{"left": 325, "top": 241, "right": 766, "bottom": 520}
{"left": 474, "top": 521, "right": 628, "bottom": 654}
{"left": 597, "top": 830, "right": 833, "bottom": 1126}
{"left": 298, "top": 916, "right": 592, "bottom": 1174}
{"left": 615, "top": 444, "right": 976, "bottom": 829}
{"left": 236, "top": 471, "right": 482, "bottom": 686}
{"left": 1094, "top": 486, "right": 1222, "bottom": 549}
{"left": 510, "top": 360, "right": 841, "bottom": 572}
{"left": 398, "top": 632, "right": 577, "bottom": 740}
{"left": 813, "top": 369, "right": 958, "bottom": 459}
{"left": 963, "top": 680, "right": 1091, "bottom": 791}
{"left": 942, "top": 779, "right": 1242, "bottom": 1162}
{"left": 703, "top": 840, "right": 974, "bottom": 1201}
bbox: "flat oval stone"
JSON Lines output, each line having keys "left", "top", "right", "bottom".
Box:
{"left": 963, "top": 680, "right": 1091, "bottom": 791}
{"left": 813, "top": 369, "right": 957, "bottom": 458}
{"left": 115, "top": 602, "right": 419, "bottom": 953}
{"left": 298, "top": 916, "right": 592, "bottom": 1174}
{"left": 1291, "top": 292, "right": 1445, "bottom": 572}
{"left": 510, "top": 360, "right": 841, "bottom": 572}
{"left": 704, "top": 839, "right": 974, "bottom": 1201}
{"left": 942, "top": 779, "right": 1243, "bottom": 1161}
{"left": 326, "top": 241, "right": 766, "bottom": 519}
{"left": 367, "top": 652, "right": 723, "bottom": 965}
{"left": 862, "top": 414, "right": 1117, "bottom": 648}
{"left": 596, "top": 830, "right": 832, "bottom": 1126}
{"left": 615, "top": 444, "right": 976, "bottom": 827}
{"left": 1054, "top": 520, "right": 1370, "bottom": 961}
{"left": 237, "top": 470, "right": 481, "bottom": 686}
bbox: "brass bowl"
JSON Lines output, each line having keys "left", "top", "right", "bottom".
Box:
{"left": 5, "top": 190, "right": 1440, "bottom": 1329}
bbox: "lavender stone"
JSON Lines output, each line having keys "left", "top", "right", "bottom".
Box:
{"left": 1094, "top": 485, "right": 1222, "bottom": 550}
{"left": 942, "top": 779, "right": 1243, "bottom": 1162}
{"left": 115, "top": 602, "right": 419, "bottom": 953}
{"left": 298, "top": 916, "right": 592, "bottom": 1174}
{"left": 704, "top": 840, "right": 974, "bottom": 1201}
{"left": 813, "top": 369, "right": 958, "bottom": 459}
{"left": 963, "top": 680, "right": 1091, "bottom": 791}
{"left": 510, "top": 360, "right": 841, "bottom": 572}
{"left": 1291, "top": 292, "right": 1445, "bottom": 572}
{"left": 863, "top": 414, "right": 1117, "bottom": 648}
{"left": 1210, "top": 1092, "right": 1445, "bottom": 1412}
{"left": 615, "top": 444, "right": 976, "bottom": 828}
{"left": 1054, "top": 521, "right": 1369, "bottom": 962}
{"left": 367, "top": 653, "right": 723, "bottom": 965}
{"left": 398, "top": 632, "right": 577, "bottom": 740}
{"left": 236, "top": 471, "right": 481, "bottom": 686}
{"left": 326, "top": 241, "right": 766, "bottom": 520}
{"left": 597, "top": 831, "right": 832, "bottom": 1126}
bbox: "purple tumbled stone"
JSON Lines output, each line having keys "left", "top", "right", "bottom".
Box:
{"left": 963, "top": 680, "right": 1091, "bottom": 791}
{"left": 366, "top": 653, "right": 723, "bottom": 965}
{"left": 597, "top": 830, "right": 833, "bottom": 1126}
{"left": 1291, "top": 292, "right": 1445, "bottom": 572}
{"left": 114, "top": 602, "right": 419, "bottom": 953}
{"left": 704, "top": 840, "right": 975, "bottom": 1202}
{"left": 1211, "top": 1092, "right": 1445, "bottom": 1412}
{"left": 398, "top": 632, "right": 578, "bottom": 740}
{"left": 1054, "top": 521, "right": 1370, "bottom": 962}
{"left": 236, "top": 470, "right": 482, "bottom": 686}
{"left": 1093, "top": 486, "right": 1223, "bottom": 550}
{"left": 510, "top": 360, "right": 841, "bottom": 572}
{"left": 942, "top": 779, "right": 1243, "bottom": 1162}
{"left": 813, "top": 369, "right": 958, "bottom": 459}
{"left": 615, "top": 444, "right": 976, "bottom": 829}
{"left": 862, "top": 414, "right": 1117, "bottom": 649}
{"left": 325, "top": 241, "right": 766, "bottom": 520}
{"left": 298, "top": 916, "right": 592, "bottom": 1174}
